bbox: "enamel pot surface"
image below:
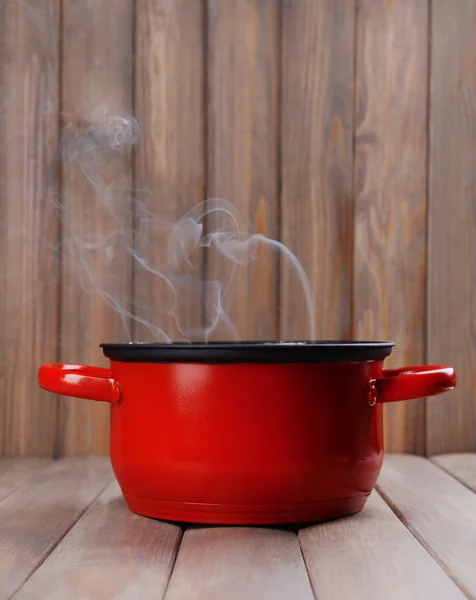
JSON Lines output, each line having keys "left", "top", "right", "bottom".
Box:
{"left": 38, "top": 342, "right": 456, "bottom": 524}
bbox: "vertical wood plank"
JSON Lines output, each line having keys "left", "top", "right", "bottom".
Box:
{"left": 134, "top": 0, "right": 205, "bottom": 342}
{"left": 353, "top": 0, "right": 428, "bottom": 453}
{"left": 206, "top": 0, "right": 279, "bottom": 340}
{"left": 59, "top": 0, "right": 134, "bottom": 455}
{"left": 165, "top": 527, "right": 314, "bottom": 600}
{"left": 280, "top": 0, "right": 354, "bottom": 341}
{"left": 0, "top": 0, "right": 60, "bottom": 456}
{"left": 427, "top": 0, "right": 476, "bottom": 454}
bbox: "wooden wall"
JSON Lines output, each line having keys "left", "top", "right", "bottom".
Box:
{"left": 0, "top": 0, "right": 474, "bottom": 457}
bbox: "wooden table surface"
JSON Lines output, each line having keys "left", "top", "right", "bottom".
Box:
{"left": 1, "top": 454, "right": 475, "bottom": 600}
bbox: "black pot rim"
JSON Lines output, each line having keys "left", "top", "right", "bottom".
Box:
{"left": 100, "top": 340, "right": 395, "bottom": 364}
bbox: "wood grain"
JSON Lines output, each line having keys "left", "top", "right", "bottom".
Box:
{"left": 13, "top": 480, "right": 182, "bottom": 600}
{"left": 0, "top": 458, "right": 51, "bottom": 504}
{"left": 377, "top": 455, "right": 476, "bottom": 597}
{"left": 432, "top": 453, "right": 476, "bottom": 492}
{"left": 0, "top": 0, "right": 59, "bottom": 456}
{"left": 165, "top": 527, "right": 314, "bottom": 600}
{"left": 206, "top": 0, "right": 279, "bottom": 340}
{"left": 0, "top": 456, "right": 112, "bottom": 600}
{"left": 299, "top": 490, "right": 465, "bottom": 600}
{"left": 353, "top": 0, "right": 428, "bottom": 454}
{"left": 59, "top": 0, "right": 134, "bottom": 455}
{"left": 427, "top": 0, "right": 476, "bottom": 454}
{"left": 134, "top": 0, "right": 205, "bottom": 342}
{"left": 280, "top": 0, "right": 354, "bottom": 341}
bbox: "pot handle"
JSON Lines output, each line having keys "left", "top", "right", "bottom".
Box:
{"left": 374, "top": 365, "right": 456, "bottom": 404}
{"left": 38, "top": 363, "right": 122, "bottom": 404}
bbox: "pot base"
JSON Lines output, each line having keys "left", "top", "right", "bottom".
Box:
{"left": 124, "top": 492, "right": 371, "bottom": 525}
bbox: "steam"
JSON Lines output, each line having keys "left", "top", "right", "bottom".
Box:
{"left": 57, "top": 110, "right": 316, "bottom": 342}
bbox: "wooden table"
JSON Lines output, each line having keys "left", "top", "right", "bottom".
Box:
{"left": 1, "top": 454, "right": 476, "bottom": 600}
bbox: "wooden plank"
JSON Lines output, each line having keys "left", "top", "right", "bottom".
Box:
{"left": 0, "top": 458, "right": 52, "bottom": 504}
{"left": 59, "top": 0, "right": 134, "bottom": 455}
{"left": 299, "top": 491, "right": 465, "bottom": 600}
{"left": 134, "top": 0, "right": 205, "bottom": 342}
{"left": 427, "top": 0, "right": 476, "bottom": 454}
{"left": 353, "top": 0, "right": 428, "bottom": 454}
{"left": 0, "top": 456, "right": 112, "bottom": 600}
{"left": 377, "top": 455, "right": 476, "bottom": 597}
{"left": 13, "top": 480, "right": 182, "bottom": 600}
{"left": 0, "top": 0, "right": 59, "bottom": 456}
{"left": 165, "top": 527, "right": 314, "bottom": 600}
{"left": 280, "top": 0, "right": 354, "bottom": 341}
{"left": 206, "top": 0, "right": 279, "bottom": 340}
{"left": 432, "top": 454, "right": 476, "bottom": 492}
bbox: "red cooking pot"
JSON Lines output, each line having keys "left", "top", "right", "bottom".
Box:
{"left": 38, "top": 342, "right": 456, "bottom": 524}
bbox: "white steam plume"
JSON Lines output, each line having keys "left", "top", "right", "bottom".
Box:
{"left": 56, "top": 110, "right": 316, "bottom": 342}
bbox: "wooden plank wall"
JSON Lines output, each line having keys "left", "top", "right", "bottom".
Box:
{"left": 281, "top": 0, "right": 354, "bottom": 342}
{"left": 59, "top": 0, "right": 134, "bottom": 455}
{"left": 427, "top": 0, "right": 476, "bottom": 455}
{"left": 207, "top": 0, "right": 279, "bottom": 340}
{"left": 135, "top": 0, "right": 205, "bottom": 343}
{"left": 0, "top": 0, "right": 60, "bottom": 456}
{"left": 353, "top": 0, "right": 428, "bottom": 453}
{"left": 0, "top": 0, "right": 473, "bottom": 457}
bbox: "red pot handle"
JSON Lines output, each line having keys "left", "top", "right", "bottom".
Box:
{"left": 38, "top": 363, "right": 122, "bottom": 404}
{"left": 374, "top": 365, "right": 456, "bottom": 404}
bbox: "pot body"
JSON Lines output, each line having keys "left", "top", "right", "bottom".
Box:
{"left": 109, "top": 360, "right": 383, "bottom": 523}
{"left": 38, "top": 354, "right": 456, "bottom": 524}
